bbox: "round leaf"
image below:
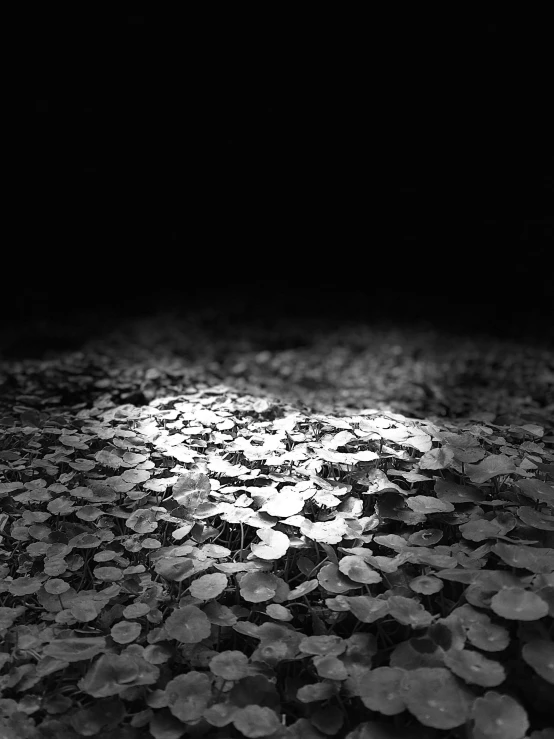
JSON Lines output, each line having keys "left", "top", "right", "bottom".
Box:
{"left": 359, "top": 667, "right": 406, "bottom": 715}
{"left": 490, "top": 588, "right": 549, "bottom": 621}
{"left": 401, "top": 667, "right": 471, "bottom": 729}
{"left": 471, "top": 691, "right": 529, "bottom": 739}
{"left": 165, "top": 605, "right": 211, "bottom": 643}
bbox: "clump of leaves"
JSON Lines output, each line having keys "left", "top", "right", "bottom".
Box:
{"left": 0, "top": 329, "right": 553, "bottom": 738}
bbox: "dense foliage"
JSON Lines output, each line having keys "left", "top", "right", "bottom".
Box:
{"left": 0, "top": 316, "right": 553, "bottom": 738}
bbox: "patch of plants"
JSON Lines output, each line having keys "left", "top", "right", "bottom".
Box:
{"left": 0, "top": 373, "right": 553, "bottom": 739}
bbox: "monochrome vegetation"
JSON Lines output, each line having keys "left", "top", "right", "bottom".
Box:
{"left": 0, "top": 313, "right": 553, "bottom": 738}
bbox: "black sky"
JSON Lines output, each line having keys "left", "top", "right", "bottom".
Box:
{"left": 9, "top": 13, "right": 553, "bottom": 343}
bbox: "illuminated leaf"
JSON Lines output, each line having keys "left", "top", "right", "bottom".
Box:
{"left": 171, "top": 522, "right": 195, "bottom": 540}
{"left": 263, "top": 489, "right": 305, "bottom": 518}
{"left": 299, "top": 517, "right": 350, "bottom": 544}
{"left": 419, "top": 446, "right": 455, "bottom": 470}
{"left": 207, "top": 457, "right": 249, "bottom": 476}
{"left": 323, "top": 430, "right": 355, "bottom": 449}
{"left": 250, "top": 529, "right": 290, "bottom": 560}
{"left": 172, "top": 471, "right": 210, "bottom": 510}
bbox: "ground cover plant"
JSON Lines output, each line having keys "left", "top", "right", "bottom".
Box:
{"left": 0, "top": 315, "right": 553, "bottom": 739}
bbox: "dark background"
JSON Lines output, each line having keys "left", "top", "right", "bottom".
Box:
{"left": 6, "top": 12, "right": 553, "bottom": 352}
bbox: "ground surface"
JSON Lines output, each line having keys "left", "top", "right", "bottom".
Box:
{"left": 0, "top": 312, "right": 553, "bottom": 739}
